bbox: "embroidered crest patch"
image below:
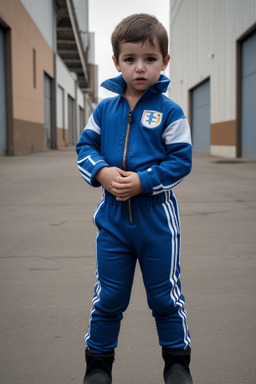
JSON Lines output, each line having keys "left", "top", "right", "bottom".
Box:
{"left": 141, "top": 110, "right": 163, "bottom": 128}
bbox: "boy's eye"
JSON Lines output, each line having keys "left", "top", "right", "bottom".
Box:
{"left": 147, "top": 57, "right": 157, "bottom": 63}
{"left": 124, "top": 57, "right": 134, "bottom": 63}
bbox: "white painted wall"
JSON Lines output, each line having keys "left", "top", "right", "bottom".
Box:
{"left": 56, "top": 55, "right": 86, "bottom": 140}
{"left": 57, "top": 55, "right": 76, "bottom": 98}
{"left": 77, "top": 88, "right": 84, "bottom": 108}
{"left": 19, "top": 0, "right": 55, "bottom": 49}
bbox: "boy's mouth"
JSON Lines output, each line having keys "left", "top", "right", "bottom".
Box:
{"left": 135, "top": 77, "right": 147, "bottom": 82}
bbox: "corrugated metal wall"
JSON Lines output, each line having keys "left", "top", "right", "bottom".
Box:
{"left": 170, "top": 0, "right": 255, "bottom": 121}
{"left": 170, "top": 0, "right": 256, "bottom": 157}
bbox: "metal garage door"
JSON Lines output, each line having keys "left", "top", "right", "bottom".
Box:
{"left": 241, "top": 30, "right": 256, "bottom": 158}
{"left": 0, "top": 27, "right": 7, "bottom": 155}
{"left": 44, "top": 73, "right": 52, "bottom": 148}
{"left": 191, "top": 80, "right": 210, "bottom": 152}
{"left": 68, "top": 95, "right": 75, "bottom": 145}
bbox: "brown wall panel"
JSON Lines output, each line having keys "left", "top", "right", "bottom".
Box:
{"left": 13, "top": 119, "right": 44, "bottom": 155}
{"left": 211, "top": 120, "right": 237, "bottom": 146}
{"left": 57, "top": 128, "right": 68, "bottom": 148}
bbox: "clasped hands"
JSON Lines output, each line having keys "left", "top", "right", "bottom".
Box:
{"left": 96, "top": 166, "right": 142, "bottom": 201}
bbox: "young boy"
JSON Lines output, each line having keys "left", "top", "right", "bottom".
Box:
{"left": 76, "top": 14, "right": 193, "bottom": 384}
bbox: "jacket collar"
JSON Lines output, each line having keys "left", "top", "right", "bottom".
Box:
{"left": 101, "top": 74, "right": 170, "bottom": 96}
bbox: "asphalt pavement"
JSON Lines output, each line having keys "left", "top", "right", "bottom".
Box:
{"left": 0, "top": 147, "right": 256, "bottom": 384}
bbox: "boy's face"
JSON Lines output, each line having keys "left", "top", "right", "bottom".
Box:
{"left": 112, "top": 39, "right": 170, "bottom": 99}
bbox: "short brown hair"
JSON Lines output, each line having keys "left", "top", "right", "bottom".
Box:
{"left": 111, "top": 13, "right": 169, "bottom": 60}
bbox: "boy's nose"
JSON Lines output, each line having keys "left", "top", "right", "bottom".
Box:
{"left": 136, "top": 60, "right": 145, "bottom": 72}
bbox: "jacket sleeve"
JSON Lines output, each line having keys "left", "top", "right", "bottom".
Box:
{"left": 76, "top": 105, "right": 109, "bottom": 187}
{"left": 137, "top": 117, "right": 192, "bottom": 195}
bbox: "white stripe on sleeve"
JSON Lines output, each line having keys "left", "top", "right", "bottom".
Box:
{"left": 162, "top": 118, "right": 191, "bottom": 145}
{"left": 85, "top": 115, "right": 101, "bottom": 135}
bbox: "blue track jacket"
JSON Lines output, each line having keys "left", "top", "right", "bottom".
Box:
{"left": 76, "top": 74, "right": 192, "bottom": 195}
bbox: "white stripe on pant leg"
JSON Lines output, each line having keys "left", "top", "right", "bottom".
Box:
{"left": 85, "top": 231, "right": 102, "bottom": 344}
{"left": 162, "top": 196, "right": 190, "bottom": 348}
{"left": 85, "top": 280, "right": 101, "bottom": 344}
{"left": 162, "top": 202, "right": 179, "bottom": 304}
{"left": 162, "top": 195, "right": 181, "bottom": 303}
{"left": 165, "top": 197, "right": 190, "bottom": 347}
{"left": 172, "top": 193, "right": 181, "bottom": 232}
{"left": 178, "top": 306, "right": 191, "bottom": 348}
{"left": 93, "top": 190, "right": 105, "bottom": 225}
{"left": 166, "top": 196, "right": 180, "bottom": 233}
{"left": 165, "top": 198, "right": 182, "bottom": 301}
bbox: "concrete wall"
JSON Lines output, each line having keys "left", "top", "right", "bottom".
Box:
{"left": 0, "top": 0, "right": 94, "bottom": 155}
{"left": 0, "top": 0, "right": 54, "bottom": 155}
{"left": 169, "top": 0, "right": 256, "bottom": 158}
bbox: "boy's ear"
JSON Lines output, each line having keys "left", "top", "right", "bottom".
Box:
{"left": 162, "top": 54, "right": 170, "bottom": 71}
{"left": 112, "top": 55, "right": 121, "bottom": 72}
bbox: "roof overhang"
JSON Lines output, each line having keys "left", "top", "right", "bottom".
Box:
{"left": 55, "top": 0, "right": 89, "bottom": 91}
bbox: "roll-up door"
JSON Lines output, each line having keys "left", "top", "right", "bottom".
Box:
{"left": 191, "top": 80, "right": 210, "bottom": 153}
{"left": 44, "top": 73, "right": 52, "bottom": 148}
{"left": 241, "top": 31, "right": 256, "bottom": 158}
{"left": 68, "top": 95, "right": 75, "bottom": 145}
{"left": 0, "top": 27, "right": 7, "bottom": 155}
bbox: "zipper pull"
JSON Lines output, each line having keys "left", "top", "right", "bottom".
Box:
{"left": 128, "top": 111, "right": 133, "bottom": 123}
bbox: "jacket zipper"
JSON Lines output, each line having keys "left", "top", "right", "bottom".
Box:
{"left": 123, "top": 111, "right": 133, "bottom": 223}
{"left": 122, "top": 111, "right": 132, "bottom": 169}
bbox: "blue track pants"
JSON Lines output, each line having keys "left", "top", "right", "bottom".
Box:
{"left": 85, "top": 190, "right": 191, "bottom": 352}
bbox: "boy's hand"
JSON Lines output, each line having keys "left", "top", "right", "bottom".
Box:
{"left": 111, "top": 170, "right": 142, "bottom": 201}
{"left": 95, "top": 167, "right": 142, "bottom": 201}
{"left": 95, "top": 167, "right": 124, "bottom": 193}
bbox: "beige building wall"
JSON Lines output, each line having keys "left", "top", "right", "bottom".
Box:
{"left": 0, "top": 0, "right": 54, "bottom": 155}
{"left": 169, "top": 0, "right": 256, "bottom": 157}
